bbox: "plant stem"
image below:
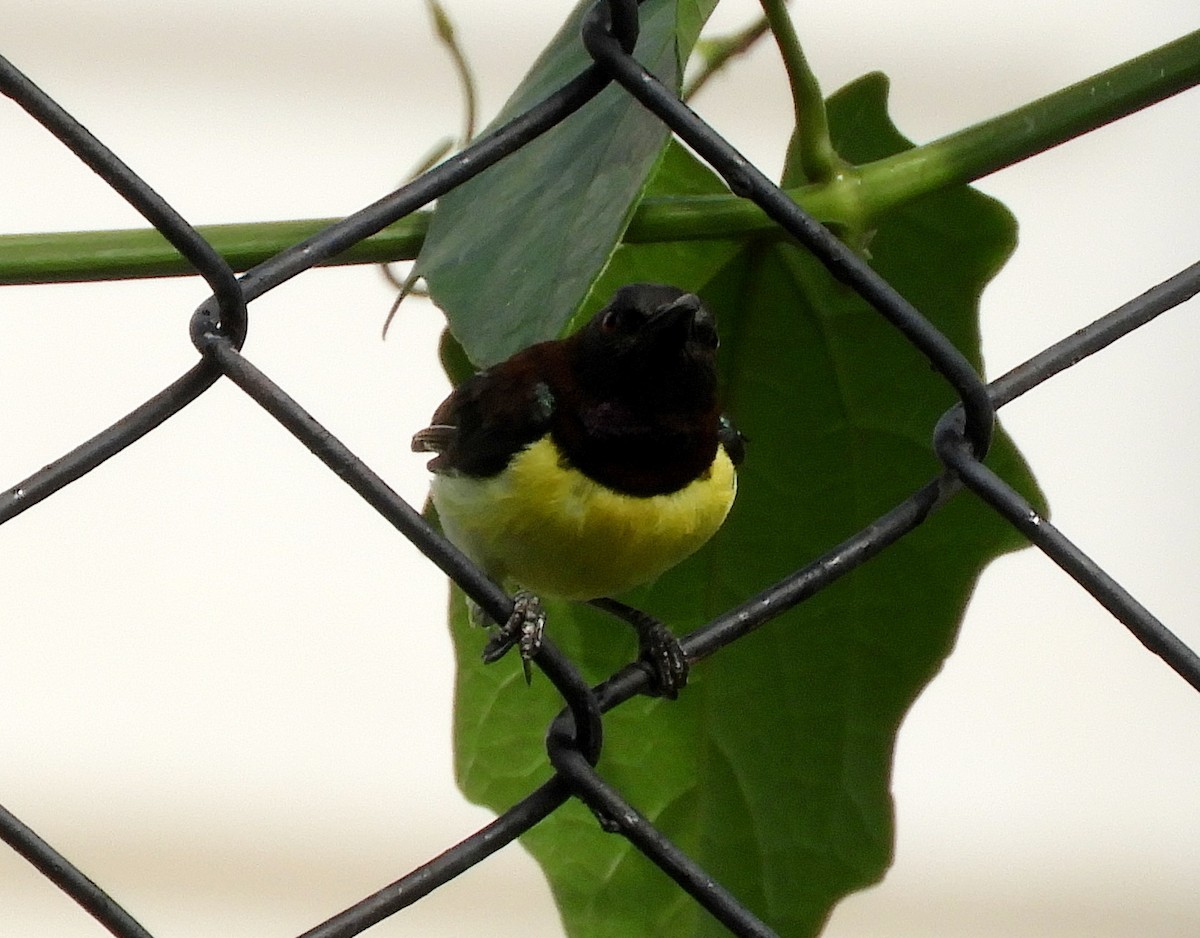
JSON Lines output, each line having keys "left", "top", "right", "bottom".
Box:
{"left": 759, "top": 0, "right": 838, "bottom": 187}
{"left": 427, "top": 0, "right": 478, "bottom": 143}
{"left": 0, "top": 216, "right": 428, "bottom": 285}
{"left": 857, "top": 28, "right": 1200, "bottom": 218}
{"left": 1, "top": 30, "right": 1196, "bottom": 285}
{"left": 683, "top": 11, "right": 774, "bottom": 101}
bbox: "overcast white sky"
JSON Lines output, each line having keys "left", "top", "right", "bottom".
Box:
{"left": 1, "top": 2, "right": 1198, "bottom": 936}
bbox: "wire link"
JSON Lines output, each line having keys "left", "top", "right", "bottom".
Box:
{"left": 2, "top": 3, "right": 1196, "bottom": 936}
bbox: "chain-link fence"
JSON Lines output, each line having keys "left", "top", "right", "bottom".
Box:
{"left": 3, "top": 2, "right": 1199, "bottom": 936}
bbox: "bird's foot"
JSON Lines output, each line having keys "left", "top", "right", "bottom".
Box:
{"left": 589, "top": 598, "right": 689, "bottom": 699}
{"left": 481, "top": 590, "right": 546, "bottom": 684}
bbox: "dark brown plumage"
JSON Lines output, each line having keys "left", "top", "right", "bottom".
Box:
{"left": 413, "top": 283, "right": 741, "bottom": 495}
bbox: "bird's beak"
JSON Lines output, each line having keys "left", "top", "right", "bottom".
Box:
{"left": 648, "top": 293, "right": 717, "bottom": 349}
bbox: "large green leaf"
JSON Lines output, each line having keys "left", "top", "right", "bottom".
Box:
{"left": 450, "top": 72, "right": 1044, "bottom": 937}
{"left": 418, "top": 0, "right": 718, "bottom": 368}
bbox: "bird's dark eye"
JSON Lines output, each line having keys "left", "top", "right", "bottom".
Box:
{"left": 601, "top": 306, "right": 633, "bottom": 333}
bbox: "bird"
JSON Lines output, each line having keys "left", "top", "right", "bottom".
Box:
{"left": 412, "top": 283, "right": 744, "bottom": 696}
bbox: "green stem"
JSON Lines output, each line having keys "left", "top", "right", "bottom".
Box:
{"left": 683, "top": 11, "right": 774, "bottom": 101}
{"left": 1, "top": 30, "right": 1196, "bottom": 286}
{"left": 0, "top": 216, "right": 428, "bottom": 284}
{"left": 427, "top": 0, "right": 478, "bottom": 143}
{"left": 759, "top": 0, "right": 838, "bottom": 187}
{"left": 857, "top": 28, "right": 1200, "bottom": 218}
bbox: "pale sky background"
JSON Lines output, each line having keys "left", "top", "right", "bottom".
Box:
{"left": 1, "top": 2, "right": 1198, "bottom": 936}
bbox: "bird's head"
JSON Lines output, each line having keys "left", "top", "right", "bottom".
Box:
{"left": 569, "top": 283, "right": 720, "bottom": 404}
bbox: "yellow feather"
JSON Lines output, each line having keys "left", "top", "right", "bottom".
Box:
{"left": 432, "top": 436, "right": 736, "bottom": 600}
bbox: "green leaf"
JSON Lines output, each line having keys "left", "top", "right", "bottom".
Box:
{"left": 451, "top": 71, "right": 1045, "bottom": 938}
{"left": 417, "top": 0, "right": 718, "bottom": 368}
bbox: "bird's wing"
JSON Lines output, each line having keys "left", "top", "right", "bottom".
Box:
{"left": 718, "top": 414, "right": 747, "bottom": 467}
{"left": 411, "top": 357, "right": 556, "bottom": 477}
{"left": 410, "top": 423, "right": 457, "bottom": 454}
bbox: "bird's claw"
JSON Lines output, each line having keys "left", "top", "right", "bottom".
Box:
{"left": 636, "top": 617, "right": 689, "bottom": 700}
{"left": 481, "top": 590, "right": 546, "bottom": 684}
{"left": 588, "top": 598, "right": 689, "bottom": 699}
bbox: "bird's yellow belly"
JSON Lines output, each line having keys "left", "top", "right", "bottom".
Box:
{"left": 431, "top": 436, "right": 737, "bottom": 600}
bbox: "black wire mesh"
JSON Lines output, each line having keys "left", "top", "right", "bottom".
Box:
{"left": 2, "top": 2, "right": 1198, "bottom": 936}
